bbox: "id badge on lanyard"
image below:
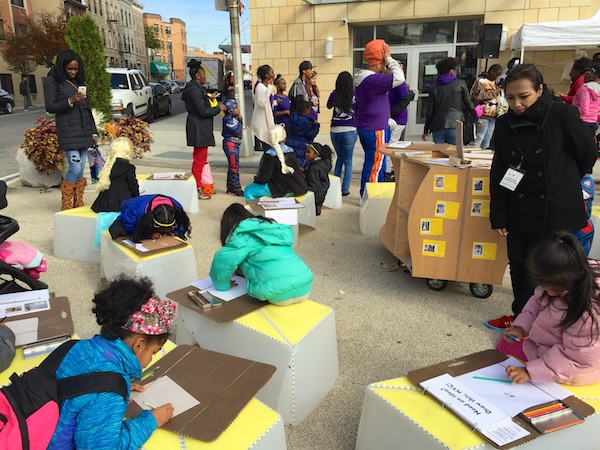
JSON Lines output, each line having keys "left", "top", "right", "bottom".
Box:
{"left": 499, "top": 165, "right": 526, "bottom": 192}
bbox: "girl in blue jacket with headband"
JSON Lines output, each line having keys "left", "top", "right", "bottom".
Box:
{"left": 209, "top": 203, "right": 313, "bottom": 305}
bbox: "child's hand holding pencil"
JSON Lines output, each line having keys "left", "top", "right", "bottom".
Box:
{"left": 502, "top": 326, "right": 527, "bottom": 343}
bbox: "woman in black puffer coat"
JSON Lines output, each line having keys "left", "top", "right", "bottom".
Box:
{"left": 181, "top": 59, "right": 226, "bottom": 199}
{"left": 44, "top": 49, "right": 98, "bottom": 210}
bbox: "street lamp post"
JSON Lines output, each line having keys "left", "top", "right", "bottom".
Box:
{"left": 227, "top": 0, "right": 252, "bottom": 157}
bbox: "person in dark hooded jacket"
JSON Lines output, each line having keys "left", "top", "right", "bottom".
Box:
{"left": 44, "top": 49, "right": 98, "bottom": 211}
{"left": 91, "top": 137, "right": 139, "bottom": 213}
{"left": 304, "top": 143, "right": 332, "bottom": 215}
{"left": 181, "top": 59, "right": 226, "bottom": 199}
{"left": 285, "top": 101, "right": 320, "bottom": 167}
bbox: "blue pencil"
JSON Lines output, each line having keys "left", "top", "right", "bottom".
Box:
{"left": 483, "top": 322, "right": 522, "bottom": 342}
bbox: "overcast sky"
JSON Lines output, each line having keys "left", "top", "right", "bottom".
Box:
{"left": 140, "top": 0, "right": 251, "bottom": 54}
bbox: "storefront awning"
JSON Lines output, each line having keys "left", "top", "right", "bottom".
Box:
{"left": 150, "top": 61, "right": 170, "bottom": 74}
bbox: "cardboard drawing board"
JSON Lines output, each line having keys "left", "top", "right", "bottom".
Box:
{"left": 115, "top": 235, "right": 187, "bottom": 257}
{"left": 407, "top": 350, "right": 595, "bottom": 449}
{"left": 167, "top": 286, "right": 264, "bottom": 323}
{"left": 125, "top": 345, "right": 276, "bottom": 442}
{"left": 3, "top": 296, "right": 74, "bottom": 346}
{"left": 148, "top": 172, "right": 191, "bottom": 181}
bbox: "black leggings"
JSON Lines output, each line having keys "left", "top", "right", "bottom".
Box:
{"left": 506, "top": 231, "right": 546, "bottom": 316}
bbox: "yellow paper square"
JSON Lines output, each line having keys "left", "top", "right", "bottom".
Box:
{"left": 435, "top": 201, "right": 460, "bottom": 220}
{"left": 472, "top": 242, "right": 497, "bottom": 260}
{"left": 422, "top": 240, "right": 446, "bottom": 258}
{"left": 420, "top": 218, "right": 443, "bottom": 235}
{"left": 472, "top": 177, "right": 490, "bottom": 196}
{"left": 470, "top": 199, "right": 490, "bottom": 218}
{"left": 433, "top": 174, "right": 458, "bottom": 193}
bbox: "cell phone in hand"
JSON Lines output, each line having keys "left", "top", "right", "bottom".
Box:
{"left": 78, "top": 86, "right": 87, "bottom": 96}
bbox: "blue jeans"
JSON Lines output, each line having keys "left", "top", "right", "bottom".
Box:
{"left": 432, "top": 128, "right": 456, "bottom": 145}
{"left": 474, "top": 117, "right": 496, "bottom": 149}
{"left": 357, "top": 128, "right": 389, "bottom": 197}
{"left": 331, "top": 130, "right": 357, "bottom": 194}
{"left": 244, "top": 183, "right": 272, "bottom": 201}
{"left": 64, "top": 149, "right": 88, "bottom": 183}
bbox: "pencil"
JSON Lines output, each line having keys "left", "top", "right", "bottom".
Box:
{"left": 143, "top": 401, "right": 158, "bottom": 409}
{"left": 473, "top": 376, "right": 512, "bottom": 383}
{"left": 141, "top": 366, "right": 160, "bottom": 378}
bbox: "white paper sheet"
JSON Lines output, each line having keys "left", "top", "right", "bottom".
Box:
{"left": 132, "top": 375, "right": 199, "bottom": 417}
{"left": 5, "top": 317, "right": 39, "bottom": 346}
{"left": 122, "top": 239, "right": 149, "bottom": 252}
{"left": 455, "top": 357, "right": 571, "bottom": 417}
{"left": 257, "top": 197, "right": 303, "bottom": 209}
{"left": 190, "top": 275, "right": 248, "bottom": 302}
{"left": 387, "top": 141, "right": 412, "bottom": 149}
{"left": 0, "top": 289, "right": 50, "bottom": 319}
{"left": 482, "top": 421, "right": 530, "bottom": 446}
{"left": 152, "top": 172, "right": 187, "bottom": 180}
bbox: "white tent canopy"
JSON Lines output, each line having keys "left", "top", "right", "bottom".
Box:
{"left": 511, "top": 9, "right": 600, "bottom": 51}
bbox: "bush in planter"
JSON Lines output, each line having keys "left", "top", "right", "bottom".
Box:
{"left": 21, "top": 116, "right": 63, "bottom": 174}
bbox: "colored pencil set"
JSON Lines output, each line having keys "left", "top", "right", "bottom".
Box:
{"left": 521, "top": 402, "right": 584, "bottom": 433}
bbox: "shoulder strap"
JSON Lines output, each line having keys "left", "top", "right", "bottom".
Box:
{"left": 58, "top": 372, "right": 127, "bottom": 400}
{"left": 38, "top": 340, "right": 79, "bottom": 373}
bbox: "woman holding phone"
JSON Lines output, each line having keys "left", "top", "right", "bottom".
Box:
{"left": 45, "top": 49, "right": 98, "bottom": 210}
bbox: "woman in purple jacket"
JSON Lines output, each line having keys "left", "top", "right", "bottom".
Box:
{"left": 327, "top": 71, "right": 357, "bottom": 196}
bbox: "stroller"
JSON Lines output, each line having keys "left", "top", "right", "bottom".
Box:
{"left": 0, "top": 181, "right": 48, "bottom": 294}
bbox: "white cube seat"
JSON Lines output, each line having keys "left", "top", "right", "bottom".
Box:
{"left": 53, "top": 206, "right": 99, "bottom": 262}
{"left": 175, "top": 300, "right": 339, "bottom": 426}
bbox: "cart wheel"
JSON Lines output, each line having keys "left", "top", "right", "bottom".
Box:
{"left": 426, "top": 279, "right": 448, "bottom": 291}
{"left": 469, "top": 283, "right": 493, "bottom": 299}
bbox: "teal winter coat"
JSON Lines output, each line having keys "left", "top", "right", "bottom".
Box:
{"left": 209, "top": 218, "right": 313, "bottom": 302}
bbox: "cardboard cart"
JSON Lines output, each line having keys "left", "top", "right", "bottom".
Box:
{"left": 379, "top": 143, "right": 508, "bottom": 298}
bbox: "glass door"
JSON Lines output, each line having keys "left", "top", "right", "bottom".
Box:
{"left": 390, "top": 45, "right": 453, "bottom": 136}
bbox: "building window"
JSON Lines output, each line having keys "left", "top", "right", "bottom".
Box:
{"left": 0, "top": 74, "right": 14, "bottom": 94}
{"left": 153, "top": 23, "right": 158, "bottom": 32}
{"left": 167, "top": 41, "right": 172, "bottom": 52}
{"left": 14, "top": 23, "right": 27, "bottom": 36}
{"left": 10, "top": 0, "right": 25, "bottom": 7}
{"left": 165, "top": 26, "right": 171, "bottom": 35}
{"left": 0, "top": 19, "right": 5, "bottom": 41}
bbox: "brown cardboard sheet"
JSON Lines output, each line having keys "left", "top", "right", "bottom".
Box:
{"left": 126, "top": 345, "right": 276, "bottom": 442}
{"left": 3, "top": 296, "right": 74, "bottom": 345}
{"left": 115, "top": 235, "right": 188, "bottom": 256}
{"left": 407, "top": 350, "right": 595, "bottom": 449}
{"left": 167, "top": 286, "right": 264, "bottom": 323}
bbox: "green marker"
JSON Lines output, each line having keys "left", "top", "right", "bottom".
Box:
{"left": 473, "top": 376, "right": 512, "bottom": 383}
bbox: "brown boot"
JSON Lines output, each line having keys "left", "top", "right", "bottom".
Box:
{"left": 74, "top": 177, "right": 86, "bottom": 208}
{"left": 60, "top": 181, "right": 76, "bottom": 211}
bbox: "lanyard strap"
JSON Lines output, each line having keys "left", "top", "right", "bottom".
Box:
{"left": 512, "top": 102, "right": 553, "bottom": 169}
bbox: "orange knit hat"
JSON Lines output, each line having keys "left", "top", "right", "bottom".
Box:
{"left": 364, "top": 39, "right": 386, "bottom": 65}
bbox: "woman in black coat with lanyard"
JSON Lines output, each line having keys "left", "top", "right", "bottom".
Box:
{"left": 489, "top": 64, "right": 597, "bottom": 327}
{"left": 181, "top": 59, "right": 226, "bottom": 199}
{"left": 44, "top": 49, "right": 98, "bottom": 210}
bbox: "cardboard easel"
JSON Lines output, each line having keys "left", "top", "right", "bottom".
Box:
{"left": 407, "top": 350, "right": 595, "bottom": 449}
{"left": 125, "top": 345, "right": 276, "bottom": 442}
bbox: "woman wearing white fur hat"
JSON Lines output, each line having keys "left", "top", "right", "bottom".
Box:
{"left": 243, "top": 125, "right": 307, "bottom": 200}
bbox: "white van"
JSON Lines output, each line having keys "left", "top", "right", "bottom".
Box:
{"left": 107, "top": 68, "right": 153, "bottom": 120}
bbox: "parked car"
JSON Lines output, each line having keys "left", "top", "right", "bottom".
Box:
{"left": 150, "top": 82, "right": 172, "bottom": 118}
{"left": 0, "top": 89, "right": 15, "bottom": 114}
{"left": 158, "top": 79, "right": 171, "bottom": 93}
{"left": 107, "top": 68, "right": 153, "bottom": 120}
{"left": 169, "top": 81, "right": 180, "bottom": 94}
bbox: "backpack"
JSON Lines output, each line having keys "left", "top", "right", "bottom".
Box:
{"left": 0, "top": 340, "right": 127, "bottom": 450}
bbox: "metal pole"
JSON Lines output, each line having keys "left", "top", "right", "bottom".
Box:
{"left": 228, "top": 0, "right": 252, "bottom": 156}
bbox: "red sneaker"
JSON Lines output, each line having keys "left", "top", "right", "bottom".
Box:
{"left": 487, "top": 315, "right": 513, "bottom": 329}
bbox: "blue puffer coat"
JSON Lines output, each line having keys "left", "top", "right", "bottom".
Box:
{"left": 209, "top": 218, "right": 313, "bottom": 302}
{"left": 48, "top": 336, "right": 156, "bottom": 450}
{"left": 116, "top": 194, "right": 185, "bottom": 236}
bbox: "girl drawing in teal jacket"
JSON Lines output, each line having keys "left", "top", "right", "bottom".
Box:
{"left": 210, "top": 203, "right": 313, "bottom": 305}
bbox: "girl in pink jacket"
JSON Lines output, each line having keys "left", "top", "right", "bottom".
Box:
{"left": 497, "top": 232, "right": 600, "bottom": 385}
{"left": 573, "top": 62, "right": 600, "bottom": 138}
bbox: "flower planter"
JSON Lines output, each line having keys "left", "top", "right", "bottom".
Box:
{"left": 16, "top": 147, "right": 62, "bottom": 188}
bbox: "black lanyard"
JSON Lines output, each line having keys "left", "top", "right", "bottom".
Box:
{"left": 512, "top": 103, "right": 552, "bottom": 170}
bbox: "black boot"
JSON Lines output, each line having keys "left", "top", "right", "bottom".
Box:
{"left": 227, "top": 185, "right": 244, "bottom": 197}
